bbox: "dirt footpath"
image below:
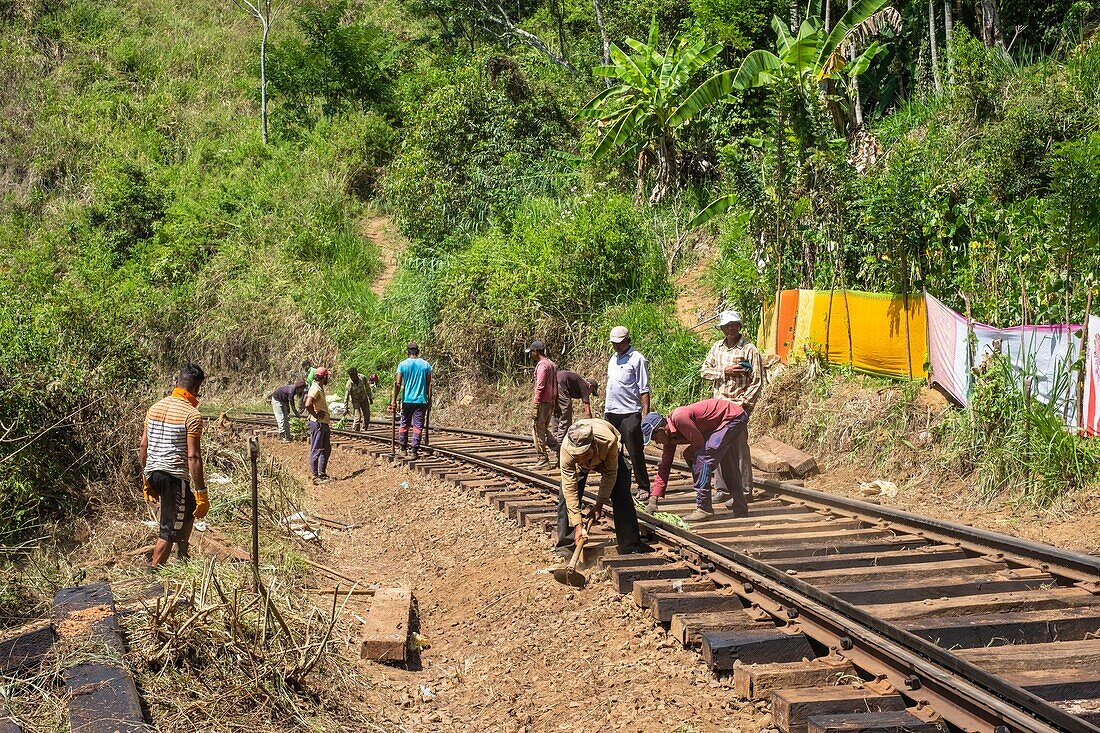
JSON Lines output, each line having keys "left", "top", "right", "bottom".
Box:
{"left": 262, "top": 437, "right": 767, "bottom": 733}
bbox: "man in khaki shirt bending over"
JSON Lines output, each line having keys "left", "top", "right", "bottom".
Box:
{"left": 554, "top": 419, "right": 646, "bottom": 558}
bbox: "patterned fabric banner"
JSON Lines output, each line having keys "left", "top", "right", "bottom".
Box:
{"left": 1085, "top": 315, "right": 1100, "bottom": 437}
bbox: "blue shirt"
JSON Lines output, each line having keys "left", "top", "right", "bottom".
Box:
{"left": 604, "top": 347, "right": 650, "bottom": 414}
{"left": 397, "top": 358, "right": 432, "bottom": 405}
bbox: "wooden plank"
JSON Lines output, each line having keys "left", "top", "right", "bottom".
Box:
{"left": 750, "top": 441, "right": 790, "bottom": 474}
{"left": 0, "top": 625, "right": 54, "bottom": 675}
{"left": 692, "top": 519, "right": 865, "bottom": 539}
{"left": 875, "top": 588, "right": 1100, "bottom": 621}
{"left": 359, "top": 587, "right": 412, "bottom": 663}
{"left": 734, "top": 660, "right": 856, "bottom": 701}
{"left": 611, "top": 563, "right": 693, "bottom": 593}
{"left": 772, "top": 687, "right": 906, "bottom": 733}
{"left": 517, "top": 507, "right": 559, "bottom": 527}
{"left": 824, "top": 574, "right": 1052, "bottom": 605}
{"left": 806, "top": 711, "right": 943, "bottom": 733}
{"left": 957, "top": 639, "right": 1100, "bottom": 673}
{"left": 671, "top": 610, "right": 767, "bottom": 647}
{"left": 754, "top": 436, "right": 818, "bottom": 477}
{"left": 773, "top": 547, "right": 970, "bottom": 573}
{"left": 748, "top": 537, "right": 927, "bottom": 561}
{"left": 632, "top": 578, "right": 716, "bottom": 608}
{"left": 798, "top": 558, "right": 1005, "bottom": 586}
{"left": 53, "top": 584, "right": 147, "bottom": 733}
{"left": 1002, "top": 668, "right": 1100, "bottom": 701}
{"left": 702, "top": 628, "right": 815, "bottom": 672}
{"left": 504, "top": 501, "right": 554, "bottom": 520}
{"left": 490, "top": 491, "right": 537, "bottom": 510}
{"left": 597, "top": 554, "right": 669, "bottom": 570}
{"left": 900, "top": 608, "right": 1100, "bottom": 648}
{"left": 650, "top": 592, "right": 743, "bottom": 622}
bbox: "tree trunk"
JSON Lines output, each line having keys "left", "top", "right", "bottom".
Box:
{"left": 944, "top": 0, "right": 954, "bottom": 83}
{"left": 259, "top": 11, "right": 270, "bottom": 144}
{"left": 649, "top": 133, "right": 678, "bottom": 204}
{"left": 592, "top": 0, "right": 612, "bottom": 86}
{"left": 790, "top": 0, "right": 798, "bottom": 32}
{"left": 848, "top": 0, "right": 863, "bottom": 126}
{"left": 978, "top": 0, "right": 1004, "bottom": 49}
{"left": 824, "top": 0, "right": 831, "bottom": 31}
{"left": 928, "top": 0, "right": 942, "bottom": 94}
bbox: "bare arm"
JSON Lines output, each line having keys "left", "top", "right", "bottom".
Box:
{"left": 187, "top": 433, "right": 205, "bottom": 491}
{"left": 139, "top": 423, "right": 148, "bottom": 471}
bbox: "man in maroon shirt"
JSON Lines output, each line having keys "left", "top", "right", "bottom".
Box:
{"left": 526, "top": 340, "right": 558, "bottom": 470}
{"left": 641, "top": 398, "right": 749, "bottom": 520}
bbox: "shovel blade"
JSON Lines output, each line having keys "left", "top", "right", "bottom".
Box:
{"left": 551, "top": 566, "right": 588, "bottom": 588}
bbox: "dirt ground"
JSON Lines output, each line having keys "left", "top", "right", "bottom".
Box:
{"left": 261, "top": 437, "right": 770, "bottom": 733}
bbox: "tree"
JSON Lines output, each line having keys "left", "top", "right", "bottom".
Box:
{"left": 578, "top": 20, "right": 723, "bottom": 204}
{"left": 233, "top": 0, "right": 275, "bottom": 144}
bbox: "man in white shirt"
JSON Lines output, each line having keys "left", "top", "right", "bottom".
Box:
{"left": 604, "top": 326, "right": 652, "bottom": 500}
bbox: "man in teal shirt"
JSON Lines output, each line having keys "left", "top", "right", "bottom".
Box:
{"left": 394, "top": 342, "right": 433, "bottom": 459}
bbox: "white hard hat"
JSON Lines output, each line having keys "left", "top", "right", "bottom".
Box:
{"left": 718, "top": 310, "right": 743, "bottom": 326}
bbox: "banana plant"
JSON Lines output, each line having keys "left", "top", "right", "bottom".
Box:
{"left": 577, "top": 20, "right": 723, "bottom": 204}
{"left": 685, "top": 0, "right": 901, "bottom": 229}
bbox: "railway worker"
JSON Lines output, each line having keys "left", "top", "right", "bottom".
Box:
{"left": 700, "top": 310, "right": 763, "bottom": 507}
{"left": 526, "top": 340, "right": 558, "bottom": 470}
{"left": 140, "top": 363, "right": 209, "bottom": 569}
{"left": 270, "top": 379, "right": 306, "bottom": 441}
{"left": 394, "top": 342, "right": 432, "bottom": 459}
{"left": 555, "top": 419, "right": 646, "bottom": 557}
{"left": 304, "top": 367, "right": 333, "bottom": 482}
{"left": 344, "top": 367, "right": 373, "bottom": 431}
{"left": 604, "top": 326, "right": 653, "bottom": 501}
{"left": 298, "top": 359, "right": 316, "bottom": 413}
{"left": 550, "top": 370, "right": 599, "bottom": 452}
{"left": 641, "top": 398, "right": 749, "bottom": 520}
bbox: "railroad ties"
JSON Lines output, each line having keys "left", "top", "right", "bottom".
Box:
{"left": 236, "top": 417, "right": 1100, "bottom": 733}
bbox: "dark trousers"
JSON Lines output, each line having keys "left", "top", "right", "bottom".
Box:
{"left": 555, "top": 453, "right": 643, "bottom": 554}
{"left": 399, "top": 403, "right": 426, "bottom": 449}
{"left": 715, "top": 410, "right": 754, "bottom": 502}
{"left": 605, "top": 411, "right": 650, "bottom": 494}
{"left": 692, "top": 412, "right": 749, "bottom": 513}
{"left": 308, "top": 421, "right": 331, "bottom": 476}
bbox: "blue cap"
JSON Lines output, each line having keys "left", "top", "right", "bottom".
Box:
{"left": 640, "top": 412, "right": 666, "bottom": 445}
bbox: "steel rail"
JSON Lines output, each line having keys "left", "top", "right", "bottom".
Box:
{"left": 229, "top": 414, "right": 1100, "bottom": 733}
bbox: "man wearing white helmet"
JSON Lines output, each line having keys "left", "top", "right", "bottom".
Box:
{"left": 700, "top": 310, "right": 763, "bottom": 508}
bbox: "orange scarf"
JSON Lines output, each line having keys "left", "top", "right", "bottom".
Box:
{"left": 173, "top": 387, "right": 199, "bottom": 407}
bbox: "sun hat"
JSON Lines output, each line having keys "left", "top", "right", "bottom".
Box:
{"left": 563, "top": 423, "right": 595, "bottom": 457}
{"left": 718, "top": 310, "right": 743, "bottom": 326}
{"left": 609, "top": 326, "right": 629, "bottom": 343}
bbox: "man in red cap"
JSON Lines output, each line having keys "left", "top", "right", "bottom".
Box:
{"left": 304, "top": 367, "right": 332, "bottom": 482}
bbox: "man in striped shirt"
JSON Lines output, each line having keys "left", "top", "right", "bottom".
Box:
{"left": 140, "top": 364, "right": 209, "bottom": 569}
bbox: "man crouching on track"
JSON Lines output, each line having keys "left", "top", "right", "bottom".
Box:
{"left": 140, "top": 363, "right": 209, "bottom": 570}
{"left": 642, "top": 398, "right": 749, "bottom": 520}
{"left": 555, "top": 419, "right": 648, "bottom": 559}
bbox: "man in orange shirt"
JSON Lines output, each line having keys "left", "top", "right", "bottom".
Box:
{"left": 140, "top": 364, "right": 209, "bottom": 569}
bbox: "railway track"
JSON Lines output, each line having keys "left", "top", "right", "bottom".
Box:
{"left": 230, "top": 414, "right": 1100, "bottom": 733}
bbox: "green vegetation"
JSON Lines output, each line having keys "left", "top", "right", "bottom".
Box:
{"left": 3, "top": 0, "right": 1100, "bottom": 546}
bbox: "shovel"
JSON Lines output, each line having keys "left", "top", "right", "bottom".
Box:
{"left": 552, "top": 515, "right": 596, "bottom": 588}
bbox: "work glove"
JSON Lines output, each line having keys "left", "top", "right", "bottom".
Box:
{"left": 142, "top": 476, "right": 158, "bottom": 503}
{"left": 530, "top": 402, "right": 541, "bottom": 421}
{"left": 193, "top": 489, "right": 210, "bottom": 520}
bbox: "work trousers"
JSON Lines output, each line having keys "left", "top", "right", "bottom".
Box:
{"left": 399, "top": 403, "right": 426, "bottom": 449}
{"left": 348, "top": 398, "right": 370, "bottom": 431}
{"left": 550, "top": 392, "right": 581, "bottom": 447}
{"left": 271, "top": 397, "right": 292, "bottom": 440}
{"left": 690, "top": 411, "right": 749, "bottom": 513}
{"left": 604, "top": 411, "right": 650, "bottom": 494}
{"left": 308, "top": 421, "right": 332, "bottom": 477}
{"left": 531, "top": 402, "right": 556, "bottom": 461}
{"left": 715, "top": 407, "right": 754, "bottom": 502}
{"left": 554, "top": 453, "right": 643, "bottom": 554}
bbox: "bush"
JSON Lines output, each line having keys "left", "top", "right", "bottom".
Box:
{"left": 434, "top": 193, "right": 671, "bottom": 371}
